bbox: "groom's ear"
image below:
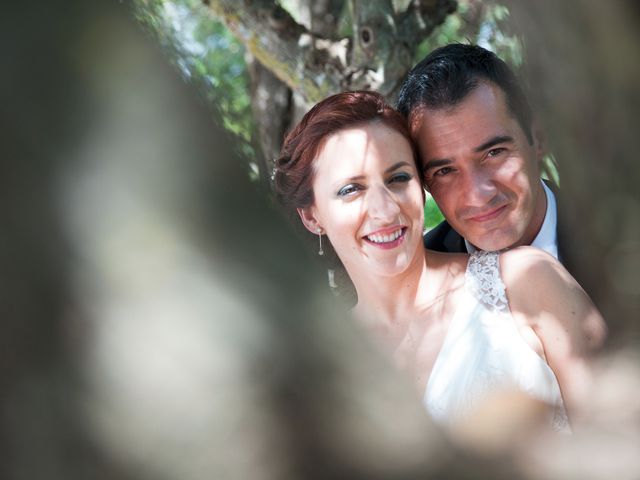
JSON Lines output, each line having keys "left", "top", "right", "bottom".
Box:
{"left": 297, "top": 207, "right": 321, "bottom": 234}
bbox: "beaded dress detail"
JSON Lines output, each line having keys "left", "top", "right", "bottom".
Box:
{"left": 424, "top": 251, "right": 569, "bottom": 431}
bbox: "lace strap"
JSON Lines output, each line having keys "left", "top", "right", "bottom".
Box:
{"left": 465, "top": 251, "right": 510, "bottom": 315}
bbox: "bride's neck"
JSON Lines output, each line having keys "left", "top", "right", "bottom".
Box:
{"left": 350, "top": 253, "right": 429, "bottom": 325}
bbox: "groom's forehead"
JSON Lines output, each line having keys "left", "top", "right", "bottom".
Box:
{"left": 418, "top": 81, "right": 510, "bottom": 118}
{"left": 411, "top": 85, "right": 518, "bottom": 148}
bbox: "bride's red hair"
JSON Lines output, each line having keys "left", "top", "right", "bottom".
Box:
{"left": 274, "top": 91, "right": 420, "bottom": 210}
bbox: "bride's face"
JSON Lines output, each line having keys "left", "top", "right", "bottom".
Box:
{"left": 301, "top": 121, "right": 425, "bottom": 278}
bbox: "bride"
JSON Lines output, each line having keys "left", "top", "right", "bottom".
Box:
{"left": 274, "top": 91, "right": 606, "bottom": 428}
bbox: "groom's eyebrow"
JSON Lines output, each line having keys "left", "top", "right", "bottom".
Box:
{"left": 422, "top": 136, "right": 515, "bottom": 172}
{"left": 474, "top": 135, "right": 514, "bottom": 153}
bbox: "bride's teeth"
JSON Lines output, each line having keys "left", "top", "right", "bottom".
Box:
{"left": 368, "top": 228, "right": 402, "bottom": 243}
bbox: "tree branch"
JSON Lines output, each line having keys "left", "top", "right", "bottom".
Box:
{"left": 399, "top": 0, "right": 458, "bottom": 46}
{"left": 204, "top": 0, "right": 456, "bottom": 172}
{"left": 342, "top": 0, "right": 457, "bottom": 96}
{"left": 206, "top": 0, "right": 456, "bottom": 102}
{"left": 207, "top": 0, "right": 349, "bottom": 103}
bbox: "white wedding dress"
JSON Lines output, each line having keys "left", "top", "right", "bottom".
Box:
{"left": 424, "top": 250, "right": 569, "bottom": 430}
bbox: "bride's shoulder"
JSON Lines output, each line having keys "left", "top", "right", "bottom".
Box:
{"left": 498, "top": 250, "right": 606, "bottom": 383}
{"left": 422, "top": 250, "right": 471, "bottom": 296}
{"left": 425, "top": 249, "right": 469, "bottom": 281}
{"left": 498, "top": 246, "right": 592, "bottom": 321}
{"left": 425, "top": 249, "right": 469, "bottom": 269}
{"left": 498, "top": 246, "right": 572, "bottom": 289}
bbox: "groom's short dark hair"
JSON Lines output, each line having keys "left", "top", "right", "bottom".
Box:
{"left": 396, "top": 43, "right": 534, "bottom": 144}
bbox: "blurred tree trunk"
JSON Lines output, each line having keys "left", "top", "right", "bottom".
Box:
{"left": 207, "top": 0, "right": 457, "bottom": 183}
{"left": 505, "top": 0, "right": 640, "bottom": 345}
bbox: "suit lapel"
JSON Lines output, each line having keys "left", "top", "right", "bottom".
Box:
{"left": 443, "top": 225, "right": 467, "bottom": 253}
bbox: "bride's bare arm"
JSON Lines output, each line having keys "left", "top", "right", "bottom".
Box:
{"left": 499, "top": 247, "right": 607, "bottom": 416}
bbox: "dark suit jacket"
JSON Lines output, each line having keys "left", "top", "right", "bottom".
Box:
{"left": 423, "top": 220, "right": 467, "bottom": 253}
{"left": 423, "top": 180, "right": 567, "bottom": 265}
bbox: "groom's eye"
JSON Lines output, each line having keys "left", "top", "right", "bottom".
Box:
{"left": 433, "top": 167, "right": 453, "bottom": 177}
{"left": 487, "top": 147, "right": 506, "bottom": 157}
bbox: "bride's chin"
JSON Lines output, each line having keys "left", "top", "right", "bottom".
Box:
{"left": 343, "top": 241, "right": 422, "bottom": 280}
{"left": 364, "top": 256, "right": 416, "bottom": 278}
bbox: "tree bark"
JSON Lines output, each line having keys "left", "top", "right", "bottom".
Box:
{"left": 248, "top": 58, "right": 292, "bottom": 185}
{"left": 504, "top": 0, "right": 640, "bottom": 343}
{"left": 207, "top": 0, "right": 456, "bottom": 180}
{"left": 246, "top": 0, "right": 344, "bottom": 184}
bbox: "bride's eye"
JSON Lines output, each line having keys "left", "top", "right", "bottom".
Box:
{"left": 388, "top": 172, "right": 413, "bottom": 184}
{"left": 337, "top": 183, "right": 362, "bottom": 197}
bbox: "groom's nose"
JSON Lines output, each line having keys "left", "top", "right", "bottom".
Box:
{"left": 460, "top": 169, "right": 498, "bottom": 207}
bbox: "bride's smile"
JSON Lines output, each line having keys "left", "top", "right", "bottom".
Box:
{"left": 363, "top": 225, "right": 407, "bottom": 248}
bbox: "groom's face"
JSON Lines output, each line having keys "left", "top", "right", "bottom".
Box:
{"left": 411, "top": 81, "right": 547, "bottom": 251}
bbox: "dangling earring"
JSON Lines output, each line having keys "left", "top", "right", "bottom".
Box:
{"left": 316, "top": 227, "right": 324, "bottom": 256}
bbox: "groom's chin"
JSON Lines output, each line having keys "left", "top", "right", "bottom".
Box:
{"left": 465, "top": 229, "right": 519, "bottom": 252}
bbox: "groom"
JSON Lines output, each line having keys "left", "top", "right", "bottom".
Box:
{"left": 396, "top": 44, "right": 562, "bottom": 261}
